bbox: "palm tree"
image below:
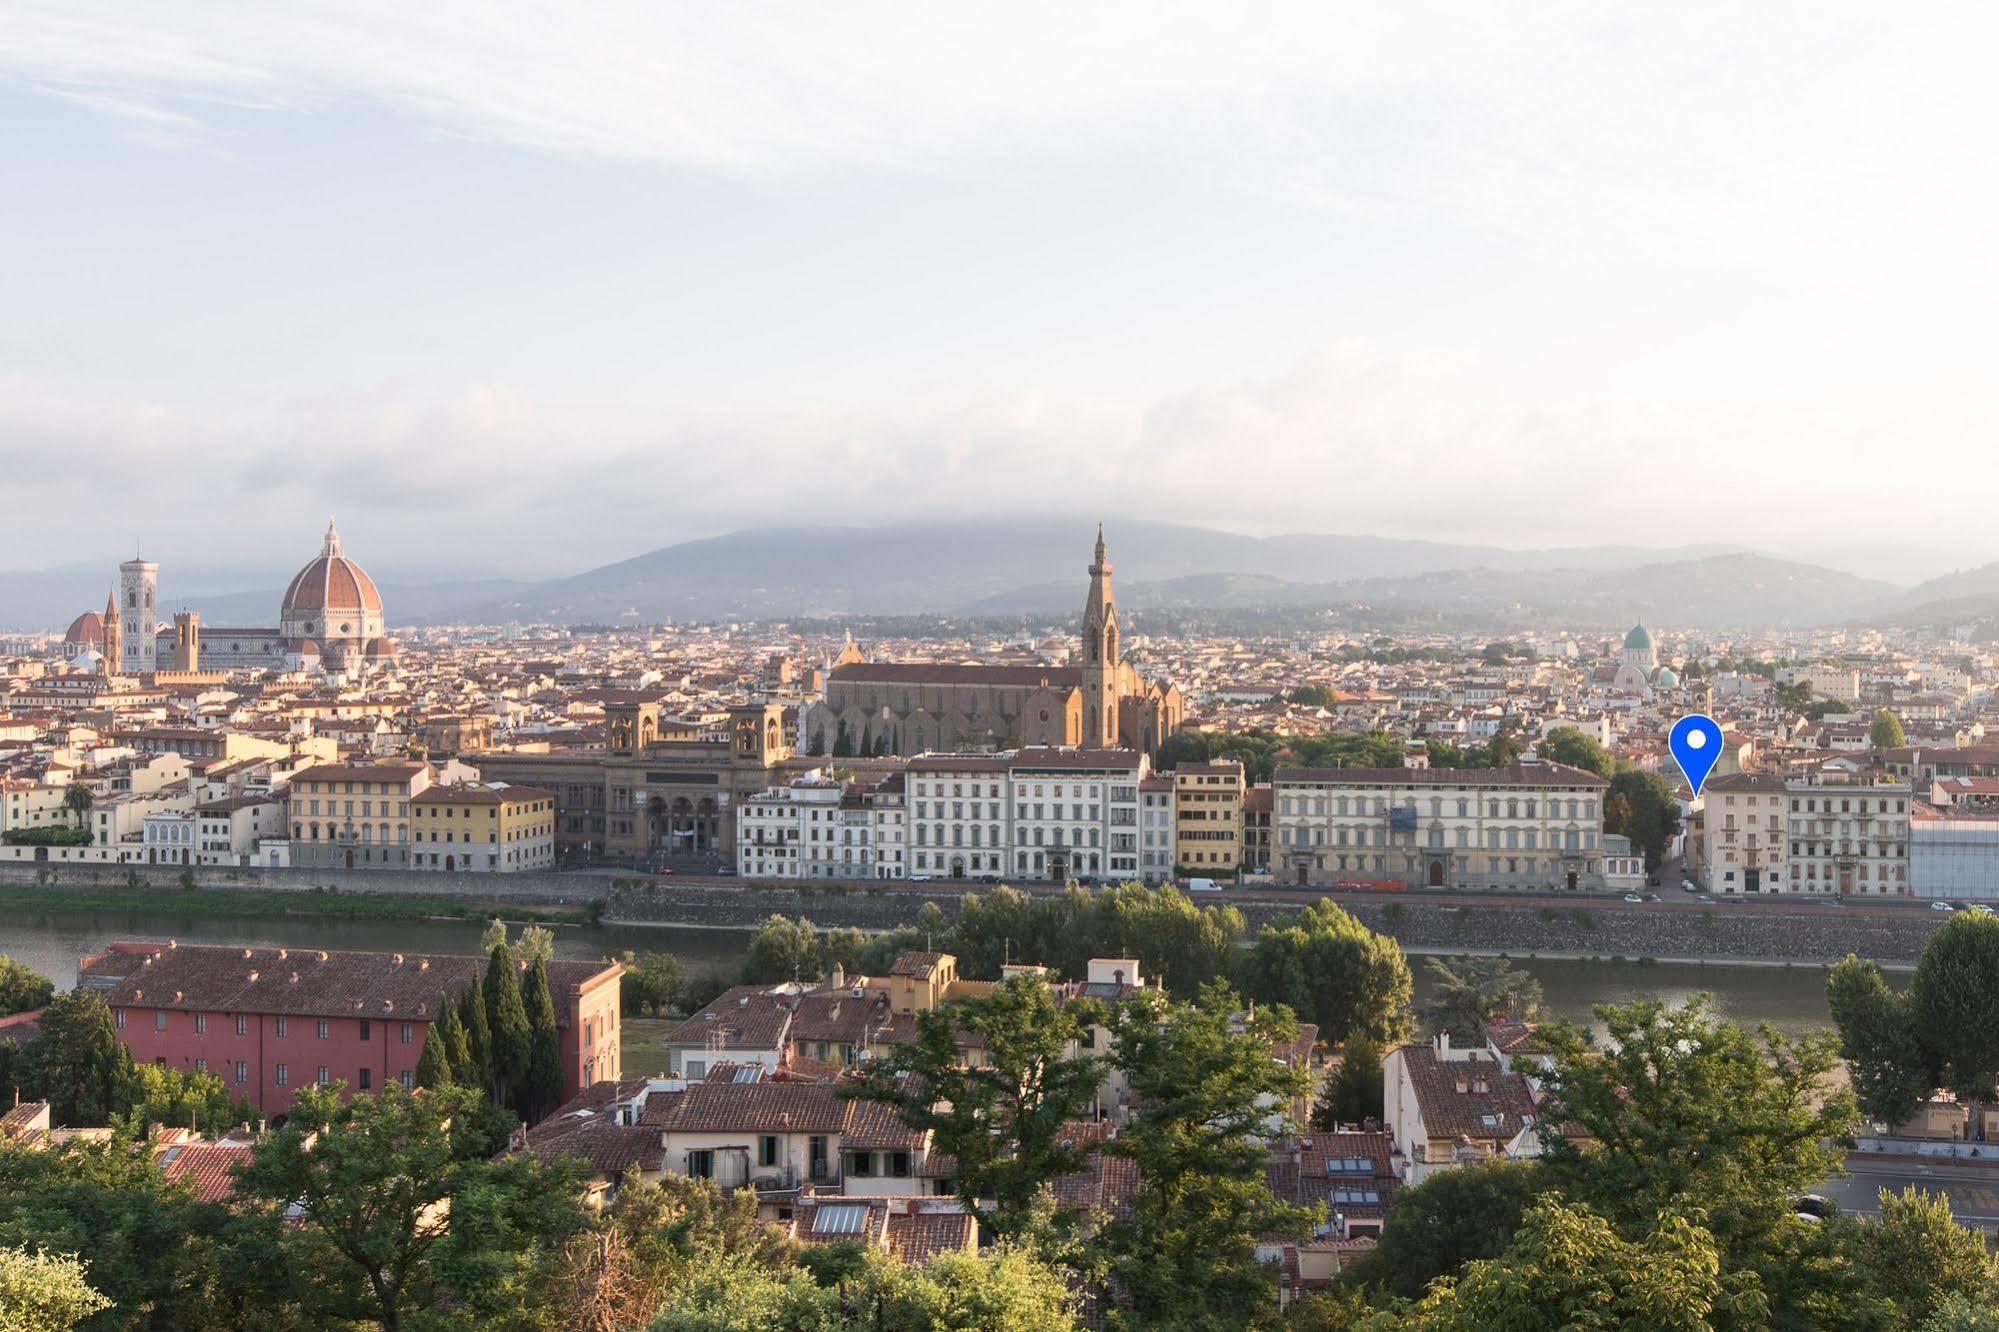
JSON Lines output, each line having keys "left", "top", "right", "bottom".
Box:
{"left": 1419, "top": 955, "right": 1544, "bottom": 1042}
{"left": 61, "top": 781, "right": 94, "bottom": 831}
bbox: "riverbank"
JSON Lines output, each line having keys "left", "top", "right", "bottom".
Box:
{"left": 0, "top": 881, "right": 598, "bottom": 928}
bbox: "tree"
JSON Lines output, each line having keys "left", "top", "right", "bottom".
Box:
{"left": 1845, "top": 1187, "right": 1999, "bottom": 1328}
{"left": 1418, "top": 955, "right": 1543, "bottom": 1041}
{"left": 121, "top": 1062, "right": 256, "bottom": 1137}
{"left": 61, "top": 781, "right": 93, "bottom": 830}
{"left": 412, "top": 1022, "right": 454, "bottom": 1091}
{"left": 653, "top": 1245, "right": 1079, "bottom": 1331}
{"left": 1097, "top": 983, "right": 1319, "bottom": 1330}
{"left": 831, "top": 720, "right": 853, "bottom": 758}
{"left": 621, "top": 951, "right": 686, "bottom": 1017}
{"left": 1606, "top": 769, "right": 1682, "bottom": 870}
{"left": 18, "top": 990, "right": 137, "bottom": 1127}
{"left": 485, "top": 946, "right": 533, "bottom": 1110}
{"left": 1925, "top": 1294, "right": 1999, "bottom": 1331}
{"left": 1341, "top": 1159, "right": 1553, "bottom": 1299}
{"left": 808, "top": 726, "right": 826, "bottom": 757}
{"left": 742, "top": 915, "right": 823, "bottom": 984}
{"left": 458, "top": 979, "right": 493, "bottom": 1093}
{"left": 1539, "top": 726, "right": 1616, "bottom": 777}
{"left": 1401, "top": 1198, "right": 1754, "bottom": 1332}
{"left": 1237, "top": 900, "right": 1414, "bottom": 1048}
{"left": 1911, "top": 912, "right": 1999, "bottom": 1101}
{"left": 232, "top": 1082, "right": 587, "bottom": 1330}
{"left": 523, "top": 956, "right": 565, "bottom": 1124}
{"left": 848, "top": 974, "right": 1105, "bottom": 1240}
{"left": 1871, "top": 709, "right": 1908, "bottom": 750}
{"left": 1536, "top": 995, "right": 1857, "bottom": 1267}
{"left": 1312, "top": 1034, "right": 1385, "bottom": 1130}
{"left": 1828, "top": 955, "right": 1934, "bottom": 1125}
{"left": 0, "top": 1245, "right": 113, "bottom": 1332}
{"left": 0, "top": 956, "right": 53, "bottom": 1016}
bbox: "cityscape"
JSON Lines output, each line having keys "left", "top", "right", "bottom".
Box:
{"left": 9, "top": 5, "right": 1999, "bottom": 1330}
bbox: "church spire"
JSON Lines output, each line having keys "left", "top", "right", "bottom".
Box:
{"left": 1081, "top": 527, "right": 1119, "bottom": 747}
{"left": 101, "top": 586, "right": 121, "bottom": 676}
{"left": 323, "top": 517, "right": 342, "bottom": 558}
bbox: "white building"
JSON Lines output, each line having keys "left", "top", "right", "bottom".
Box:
{"left": 1384, "top": 1035, "right": 1543, "bottom": 1188}
{"left": 1139, "top": 774, "right": 1175, "bottom": 883}
{"left": 1700, "top": 772, "right": 1789, "bottom": 894}
{"left": 904, "top": 747, "right": 1148, "bottom": 882}
{"left": 1784, "top": 775, "right": 1912, "bottom": 895}
{"left": 735, "top": 772, "right": 907, "bottom": 880}
{"left": 118, "top": 557, "right": 159, "bottom": 675}
{"left": 1911, "top": 808, "right": 1999, "bottom": 901}
{"left": 1272, "top": 761, "right": 1610, "bottom": 891}
{"left": 1777, "top": 665, "right": 1862, "bottom": 705}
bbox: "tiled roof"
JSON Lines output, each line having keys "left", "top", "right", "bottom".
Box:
{"left": 1395, "top": 1044, "right": 1537, "bottom": 1143}
{"left": 155, "top": 1141, "right": 252, "bottom": 1204}
{"left": 886, "top": 1210, "right": 977, "bottom": 1264}
{"left": 830, "top": 663, "right": 1079, "bottom": 688}
{"left": 655, "top": 1081, "right": 852, "bottom": 1135}
{"left": 662, "top": 988, "right": 795, "bottom": 1051}
{"left": 79, "top": 942, "right": 616, "bottom": 1023}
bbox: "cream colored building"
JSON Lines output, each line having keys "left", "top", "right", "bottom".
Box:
{"left": 1173, "top": 760, "right": 1245, "bottom": 874}
{"left": 410, "top": 782, "right": 556, "bottom": 873}
{"left": 1701, "top": 772, "right": 1789, "bottom": 894}
{"left": 1778, "top": 665, "right": 1862, "bottom": 705}
{"left": 1785, "top": 775, "right": 1912, "bottom": 895}
{"left": 286, "top": 761, "right": 431, "bottom": 869}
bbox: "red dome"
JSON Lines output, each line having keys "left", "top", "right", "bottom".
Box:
{"left": 282, "top": 520, "right": 382, "bottom": 617}
{"left": 64, "top": 611, "right": 105, "bottom": 645}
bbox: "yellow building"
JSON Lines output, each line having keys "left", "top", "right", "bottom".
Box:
{"left": 410, "top": 782, "right": 557, "bottom": 873}
{"left": 286, "top": 761, "right": 431, "bottom": 868}
{"left": 1174, "top": 760, "right": 1246, "bottom": 875}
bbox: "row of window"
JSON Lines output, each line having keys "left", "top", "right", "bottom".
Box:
{"left": 118, "top": 1010, "right": 414, "bottom": 1043}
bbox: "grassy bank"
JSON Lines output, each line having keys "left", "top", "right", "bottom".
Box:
{"left": 0, "top": 881, "right": 600, "bottom": 928}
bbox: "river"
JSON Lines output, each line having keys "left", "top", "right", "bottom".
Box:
{"left": 0, "top": 906, "right": 1852, "bottom": 1035}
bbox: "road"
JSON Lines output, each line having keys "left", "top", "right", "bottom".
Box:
{"left": 1823, "top": 1158, "right": 1999, "bottom": 1227}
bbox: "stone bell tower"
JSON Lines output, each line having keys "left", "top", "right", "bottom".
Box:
{"left": 1081, "top": 526, "right": 1119, "bottom": 748}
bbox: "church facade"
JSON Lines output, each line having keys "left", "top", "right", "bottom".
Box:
{"left": 800, "top": 529, "right": 1183, "bottom": 758}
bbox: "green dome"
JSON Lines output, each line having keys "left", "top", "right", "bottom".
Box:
{"left": 1655, "top": 667, "right": 1680, "bottom": 687}
{"left": 1623, "top": 624, "right": 1654, "bottom": 651}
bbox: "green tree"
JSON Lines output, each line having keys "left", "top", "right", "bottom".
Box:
{"left": 485, "top": 946, "right": 533, "bottom": 1110}
{"left": 1871, "top": 709, "right": 1908, "bottom": 749}
{"left": 1237, "top": 899, "right": 1414, "bottom": 1048}
{"left": 1342, "top": 1158, "right": 1554, "bottom": 1299}
{"left": 1925, "top": 1294, "right": 1999, "bottom": 1331}
{"left": 523, "top": 956, "right": 565, "bottom": 1123}
{"left": 1097, "top": 983, "right": 1320, "bottom": 1330}
{"left": 232, "top": 1082, "right": 587, "bottom": 1330}
{"left": 1846, "top": 1187, "right": 1999, "bottom": 1328}
{"left": 1828, "top": 954, "right": 1934, "bottom": 1125}
{"left": 848, "top": 974, "right": 1105, "bottom": 1240}
{"left": 18, "top": 990, "right": 137, "bottom": 1127}
{"left": 0, "top": 956, "right": 53, "bottom": 1016}
{"left": 621, "top": 951, "right": 687, "bottom": 1017}
{"left": 1538, "top": 726, "right": 1616, "bottom": 777}
{"left": 121, "top": 1062, "right": 256, "bottom": 1137}
{"left": 412, "top": 1022, "right": 454, "bottom": 1090}
{"left": 61, "top": 781, "right": 93, "bottom": 830}
{"left": 458, "top": 978, "right": 493, "bottom": 1094}
{"left": 1606, "top": 769, "right": 1683, "bottom": 870}
{"left": 831, "top": 720, "right": 853, "bottom": 758}
{"left": 742, "top": 915, "right": 823, "bottom": 984}
{"left": 652, "top": 1245, "right": 1079, "bottom": 1331}
{"left": 1312, "top": 1034, "right": 1385, "bottom": 1131}
{"left": 1401, "top": 1198, "right": 1755, "bottom": 1332}
{"left": 1911, "top": 912, "right": 1999, "bottom": 1101}
{"left": 1537, "top": 995, "right": 1857, "bottom": 1268}
{"left": 1417, "top": 955, "right": 1543, "bottom": 1041}
{"left": 0, "top": 1245, "right": 113, "bottom": 1332}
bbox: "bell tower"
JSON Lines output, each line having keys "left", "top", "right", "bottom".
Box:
{"left": 100, "top": 588, "right": 121, "bottom": 678}
{"left": 1081, "top": 526, "right": 1119, "bottom": 748}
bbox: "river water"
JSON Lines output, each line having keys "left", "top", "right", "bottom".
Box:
{"left": 0, "top": 906, "right": 1850, "bottom": 1035}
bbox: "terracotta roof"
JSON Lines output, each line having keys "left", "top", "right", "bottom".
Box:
{"left": 888, "top": 951, "right": 946, "bottom": 978}
{"left": 655, "top": 1081, "right": 851, "bottom": 1135}
{"left": 1394, "top": 1044, "right": 1538, "bottom": 1143}
{"left": 887, "top": 1209, "right": 977, "bottom": 1264}
{"left": 830, "top": 663, "right": 1079, "bottom": 688}
{"left": 155, "top": 1141, "right": 252, "bottom": 1204}
{"left": 663, "top": 988, "right": 795, "bottom": 1051}
{"left": 412, "top": 782, "right": 554, "bottom": 806}
{"left": 78, "top": 942, "right": 616, "bottom": 1023}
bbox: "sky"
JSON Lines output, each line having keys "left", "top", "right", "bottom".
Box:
{"left": 6, "top": 2, "right": 1999, "bottom": 580}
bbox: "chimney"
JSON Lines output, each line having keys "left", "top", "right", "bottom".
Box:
{"left": 393, "top": 953, "right": 404, "bottom": 965}
{"left": 173, "top": 990, "right": 182, "bottom": 1004}
{"left": 242, "top": 948, "right": 253, "bottom": 959}
{"left": 289, "top": 971, "right": 299, "bottom": 984}
{"left": 418, "top": 959, "right": 429, "bottom": 971}
{"left": 317, "top": 951, "right": 328, "bottom": 962}
{"left": 277, "top": 949, "right": 288, "bottom": 960}
{"left": 247, "top": 971, "right": 258, "bottom": 982}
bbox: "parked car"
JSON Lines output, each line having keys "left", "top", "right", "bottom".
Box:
{"left": 1622, "top": 893, "right": 1644, "bottom": 903}
{"left": 910, "top": 874, "right": 932, "bottom": 883}
{"left": 1681, "top": 879, "right": 1699, "bottom": 893}
{"left": 1932, "top": 901, "right": 1956, "bottom": 912}
{"left": 1643, "top": 893, "right": 1662, "bottom": 903}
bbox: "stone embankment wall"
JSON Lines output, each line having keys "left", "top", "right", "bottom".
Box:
{"left": 0, "top": 862, "right": 1947, "bottom": 966}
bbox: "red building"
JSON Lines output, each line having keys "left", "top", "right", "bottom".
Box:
{"left": 80, "top": 941, "right": 623, "bottom": 1116}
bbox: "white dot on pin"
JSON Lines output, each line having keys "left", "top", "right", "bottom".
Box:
{"left": 1687, "top": 731, "right": 1706, "bottom": 749}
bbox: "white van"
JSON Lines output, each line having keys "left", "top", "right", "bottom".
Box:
{"left": 1185, "top": 877, "right": 1221, "bottom": 893}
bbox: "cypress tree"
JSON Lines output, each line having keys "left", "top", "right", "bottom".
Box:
{"left": 484, "top": 945, "right": 533, "bottom": 1111}
{"left": 458, "top": 980, "right": 492, "bottom": 1093}
{"left": 439, "top": 998, "right": 473, "bottom": 1076}
{"left": 412, "top": 1020, "right": 454, "bottom": 1090}
{"left": 522, "top": 957, "right": 565, "bottom": 1123}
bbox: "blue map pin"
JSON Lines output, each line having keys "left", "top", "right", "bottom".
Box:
{"left": 1669, "top": 713, "right": 1724, "bottom": 795}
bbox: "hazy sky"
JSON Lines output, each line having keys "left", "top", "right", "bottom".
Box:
{"left": 6, "top": 3, "right": 1999, "bottom": 577}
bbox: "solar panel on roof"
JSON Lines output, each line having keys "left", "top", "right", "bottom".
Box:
{"left": 813, "top": 1203, "right": 868, "bottom": 1236}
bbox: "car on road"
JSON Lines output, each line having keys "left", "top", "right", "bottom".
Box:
{"left": 1794, "top": 1194, "right": 1833, "bottom": 1219}
{"left": 1682, "top": 879, "right": 1699, "bottom": 893}
{"left": 1622, "top": 893, "right": 1644, "bottom": 903}
{"left": 1643, "top": 893, "right": 1662, "bottom": 903}
{"left": 910, "top": 874, "right": 932, "bottom": 883}
{"left": 1696, "top": 893, "right": 1716, "bottom": 904}
{"left": 1931, "top": 901, "right": 1956, "bottom": 912}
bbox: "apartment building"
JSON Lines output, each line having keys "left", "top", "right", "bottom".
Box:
{"left": 903, "top": 746, "right": 1147, "bottom": 882}
{"left": 1272, "top": 761, "right": 1610, "bottom": 891}
{"left": 409, "top": 782, "right": 556, "bottom": 873}
{"left": 734, "top": 773, "right": 907, "bottom": 880}
{"left": 1785, "top": 775, "right": 1912, "bottom": 895}
{"left": 1701, "top": 772, "right": 1788, "bottom": 894}
{"left": 1174, "top": 759, "right": 1245, "bottom": 875}
{"left": 1139, "top": 774, "right": 1175, "bottom": 882}
{"left": 286, "top": 761, "right": 431, "bottom": 869}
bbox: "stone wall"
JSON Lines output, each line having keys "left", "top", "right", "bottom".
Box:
{"left": 0, "top": 860, "right": 609, "bottom": 906}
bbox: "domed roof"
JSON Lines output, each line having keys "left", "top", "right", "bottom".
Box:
{"left": 364, "top": 637, "right": 397, "bottom": 658}
{"left": 1623, "top": 623, "right": 1654, "bottom": 651}
{"left": 1655, "top": 666, "right": 1680, "bottom": 687}
{"left": 282, "top": 520, "right": 382, "bottom": 618}
{"left": 64, "top": 610, "right": 105, "bottom": 645}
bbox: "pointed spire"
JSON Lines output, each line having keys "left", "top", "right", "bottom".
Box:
{"left": 1094, "top": 523, "right": 1107, "bottom": 567}
{"left": 323, "top": 517, "right": 342, "bottom": 558}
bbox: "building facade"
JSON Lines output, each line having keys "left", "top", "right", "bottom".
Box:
{"left": 1273, "top": 761, "right": 1611, "bottom": 891}
{"left": 736, "top": 773, "right": 908, "bottom": 880}
{"left": 285, "top": 761, "right": 430, "bottom": 869}
{"left": 1785, "top": 776, "right": 1912, "bottom": 895}
{"left": 409, "top": 782, "right": 556, "bottom": 873}
{"left": 1701, "top": 772, "right": 1789, "bottom": 894}
{"left": 1173, "top": 760, "right": 1245, "bottom": 875}
{"left": 80, "top": 941, "right": 622, "bottom": 1115}
{"left": 897, "top": 746, "right": 1148, "bottom": 882}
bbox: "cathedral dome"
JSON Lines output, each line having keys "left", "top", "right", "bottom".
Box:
{"left": 1655, "top": 666, "right": 1680, "bottom": 688}
{"left": 280, "top": 520, "right": 384, "bottom": 644}
{"left": 1623, "top": 624, "right": 1653, "bottom": 651}
{"left": 64, "top": 611, "right": 105, "bottom": 645}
